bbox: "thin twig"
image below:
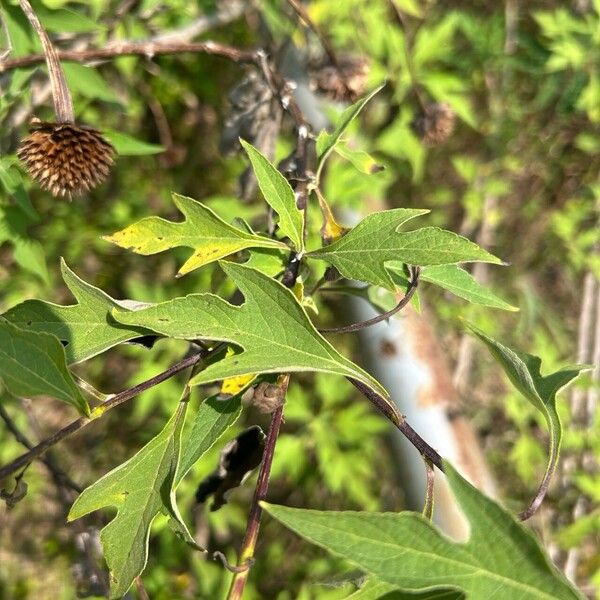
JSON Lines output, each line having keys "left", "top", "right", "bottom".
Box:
{"left": 18, "top": 0, "right": 74, "bottom": 122}
{"left": 0, "top": 348, "right": 211, "bottom": 482}
{"left": 348, "top": 378, "right": 444, "bottom": 471}
{"left": 227, "top": 377, "right": 289, "bottom": 600}
{"left": 0, "top": 403, "right": 82, "bottom": 493}
{"left": 0, "top": 41, "right": 257, "bottom": 73}
{"left": 319, "top": 267, "right": 420, "bottom": 334}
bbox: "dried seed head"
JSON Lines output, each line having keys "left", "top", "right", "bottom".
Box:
{"left": 251, "top": 381, "right": 285, "bottom": 414}
{"left": 310, "top": 54, "right": 370, "bottom": 103}
{"left": 412, "top": 102, "right": 456, "bottom": 147}
{"left": 17, "top": 119, "right": 115, "bottom": 198}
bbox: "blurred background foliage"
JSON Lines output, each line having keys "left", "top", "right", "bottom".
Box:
{"left": 0, "top": 0, "right": 598, "bottom": 598}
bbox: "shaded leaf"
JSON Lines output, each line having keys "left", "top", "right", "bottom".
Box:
{"left": 467, "top": 324, "right": 590, "bottom": 517}
{"left": 112, "top": 262, "right": 391, "bottom": 404}
{"left": 0, "top": 319, "right": 89, "bottom": 415}
{"left": 241, "top": 140, "right": 304, "bottom": 251}
{"left": 263, "top": 462, "right": 582, "bottom": 600}
{"left": 104, "top": 193, "right": 286, "bottom": 277}
{"left": 103, "top": 130, "right": 165, "bottom": 156}
{"left": 63, "top": 63, "right": 119, "bottom": 103}
{"left": 68, "top": 401, "right": 197, "bottom": 599}
{"left": 3, "top": 259, "right": 151, "bottom": 364}
{"left": 407, "top": 264, "right": 517, "bottom": 311}
{"left": 309, "top": 209, "right": 501, "bottom": 290}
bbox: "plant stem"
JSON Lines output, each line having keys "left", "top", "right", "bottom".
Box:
{"left": 0, "top": 347, "right": 211, "bottom": 483}
{"left": 226, "top": 377, "right": 289, "bottom": 600}
{"left": 18, "top": 0, "right": 75, "bottom": 122}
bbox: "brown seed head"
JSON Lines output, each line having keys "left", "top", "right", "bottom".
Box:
{"left": 311, "top": 54, "right": 370, "bottom": 103}
{"left": 17, "top": 119, "right": 115, "bottom": 198}
{"left": 412, "top": 102, "right": 456, "bottom": 147}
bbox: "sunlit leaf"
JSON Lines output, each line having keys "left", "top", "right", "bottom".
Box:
{"left": 112, "top": 262, "right": 392, "bottom": 406}
{"left": 241, "top": 140, "right": 304, "bottom": 251}
{"left": 308, "top": 209, "right": 502, "bottom": 290}
{"left": 104, "top": 193, "right": 286, "bottom": 277}
{"left": 3, "top": 259, "right": 151, "bottom": 364}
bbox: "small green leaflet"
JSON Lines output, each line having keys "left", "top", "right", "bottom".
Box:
{"left": 0, "top": 320, "right": 89, "bottom": 416}
{"left": 104, "top": 193, "right": 286, "bottom": 277}
{"left": 103, "top": 130, "right": 164, "bottom": 156}
{"left": 392, "top": 264, "right": 517, "bottom": 311}
{"left": 3, "top": 259, "right": 151, "bottom": 364}
{"left": 263, "top": 462, "right": 582, "bottom": 600}
{"left": 113, "top": 262, "right": 391, "bottom": 403}
{"left": 466, "top": 323, "right": 589, "bottom": 518}
{"left": 68, "top": 401, "right": 196, "bottom": 600}
{"left": 316, "top": 82, "right": 386, "bottom": 182}
{"left": 308, "top": 209, "right": 502, "bottom": 291}
{"left": 240, "top": 140, "right": 304, "bottom": 251}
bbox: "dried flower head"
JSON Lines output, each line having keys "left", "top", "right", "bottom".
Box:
{"left": 412, "top": 102, "right": 456, "bottom": 147}
{"left": 310, "top": 54, "right": 370, "bottom": 103}
{"left": 17, "top": 119, "right": 115, "bottom": 198}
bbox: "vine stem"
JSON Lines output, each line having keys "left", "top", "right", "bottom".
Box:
{"left": 18, "top": 0, "right": 75, "bottom": 122}
{"left": 226, "top": 376, "right": 290, "bottom": 600}
{"left": 0, "top": 347, "right": 211, "bottom": 483}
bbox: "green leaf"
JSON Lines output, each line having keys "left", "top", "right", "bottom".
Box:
{"left": 334, "top": 143, "right": 385, "bottom": 175}
{"left": 68, "top": 400, "right": 197, "bottom": 599}
{"left": 63, "top": 62, "right": 120, "bottom": 103}
{"left": 240, "top": 140, "right": 304, "bottom": 251}
{"left": 414, "top": 265, "right": 518, "bottom": 311}
{"left": 316, "top": 82, "right": 386, "bottom": 181}
{"left": 176, "top": 393, "right": 243, "bottom": 484}
{"left": 308, "top": 209, "right": 502, "bottom": 291}
{"left": 37, "top": 5, "right": 103, "bottom": 33}
{"left": 112, "top": 262, "right": 391, "bottom": 405}
{"left": 104, "top": 193, "right": 286, "bottom": 277}
{"left": 13, "top": 238, "right": 49, "bottom": 285}
{"left": 263, "top": 462, "right": 582, "bottom": 600}
{"left": 0, "top": 319, "right": 89, "bottom": 415}
{"left": 466, "top": 324, "right": 590, "bottom": 517}
{"left": 3, "top": 259, "right": 151, "bottom": 364}
{"left": 346, "top": 578, "right": 463, "bottom": 599}
{"left": 103, "top": 130, "right": 165, "bottom": 156}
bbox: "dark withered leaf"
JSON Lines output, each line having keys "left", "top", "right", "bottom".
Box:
{"left": 195, "top": 425, "right": 265, "bottom": 511}
{"left": 17, "top": 120, "right": 115, "bottom": 198}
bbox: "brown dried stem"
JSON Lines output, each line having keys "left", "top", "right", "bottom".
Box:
{"left": 18, "top": 0, "right": 74, "bottom": 122}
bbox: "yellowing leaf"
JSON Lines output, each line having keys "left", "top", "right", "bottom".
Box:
{"left": 104, "top": 193, "right": 286, "bottom": 277}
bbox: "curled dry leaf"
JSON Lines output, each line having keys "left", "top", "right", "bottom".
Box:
{"left": 17, "top": 119, "right": 115, "bottom": 198}
{"left": 411, "top": 102, "right": 456, "bottom": 146}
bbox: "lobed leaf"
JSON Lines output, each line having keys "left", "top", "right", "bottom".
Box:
{"left": 263, "top": 462, "right": 582, "bottom": 600}
{"left": 104, "top": 193, "right": 286, "bottom": 276}
{"left": 308, "top": 209, "right": 502, "bottom": 290}
{"left": 112, "top": 262, "right": 393, "bottom": 408}
{"left": 466, "top": 324, "right": 590, "bottom": 518}
{"left": 0, "top": 319, "right": 89, "bottom": 415}
{"left": 240, "top": 140, "right": 304, "bottom": 251}
{"left": 68, "top": 401, "right": 195, "bottom": 599}
{"left": 3, "top": 259, "right": 151, "bottom": 364}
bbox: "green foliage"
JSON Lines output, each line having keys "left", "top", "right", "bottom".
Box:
{"left": 112, "top": 262, "right": 391, "bottom": 403}
{"left": 105, "top": 193, "right": 286, "bottom": 276}
{"left": 467, "top": 323, "right": 590, "bottom": 515}
{"left": 263, "top": 463, "right": 582, "bottom": 600}
{"left": 3, "top": 259, "right": 150, "bottom": 364}
{"left": 0, "top": 319, "right": 88, "bottom": 415}
{"left": 68, "top": 400, "right": 194, "bottom": 599}
{"left": 240, "top": 140, "right": 304, "bottom": 251}
{"left": 308, "top": 209, "right": 501, "bottom": 290}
